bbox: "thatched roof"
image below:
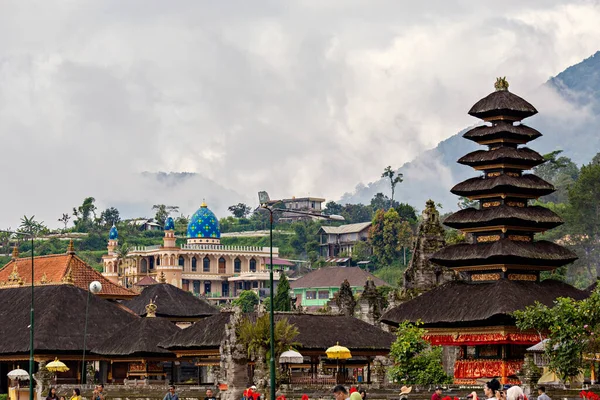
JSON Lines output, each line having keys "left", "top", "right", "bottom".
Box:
{"left": 463, "top": 123, "right": 542, "bottom": 144}
{"left": 161, "top": 312, "right": 395, "bottom": 352}
{"left": 443, "top": 205, "right": 563, "bottom": 230}
{"left": 122, "top": 283, "right": 218, "bottom": 319}
{"left": 92, "top": 316, "right": 180, "bottom": 357}
{"left": 381, "top": 279, "right": 587, "bottom": 327}
{"left": 0, "top": 284, "right": 138, "bottom": 355}
{"left": 430, "top": 239, "right": 577, "bottom": 268}
{"left": 468, "top": 90, "right": 537, "bottom": 121}
{"left": 451, "top": 174, "right": 554, "bottom": 198}
{"left": 458, "top": 147, "right": 545, "bottom": 168}
{"left": 289, "top": 267, "right": 388, "bottom": 289}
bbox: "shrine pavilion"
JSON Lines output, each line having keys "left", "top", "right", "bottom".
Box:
{"left": 381, "top": 78, "right": 588, "bottom": 384}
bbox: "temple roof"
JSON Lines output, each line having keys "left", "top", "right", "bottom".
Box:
{"left": 430, "top": 239, "right": 577, "bottom": 269}
{"left": 443, "top": 205, "right": 563, "bottom": 231}
{"left": 161, "top": 312, "right": 395, "bottom": 352}
{"left": 463, "top": 123, "right": 542, "bottom": 144}
{"left": 451, "top": 174, "right": 554, "bottom": 198}
{"left": 0, "top": 284, "right": 138, "bottom": 355}
{"left": 289, "top": 266, "right": 388, "bottom": 289}
{"left": 468, "top": 89, "right": 538, "bottom": 121}
{"left": 381, "top": 279, "right": 587, "bottom": 327}
{"left": 92, "top": 316, "right": 180, "bottom": 357}
{"left": 134, "top": 275, "right": 158, "bottom": 287}
{"left": 458, "top": 147, "right": 545, "bottom": 169}
{"left": 122, "top": 283, "right": 218, "bottom": 320}
{"left": 0, "top": 253, "right": 136, "bottom": 299}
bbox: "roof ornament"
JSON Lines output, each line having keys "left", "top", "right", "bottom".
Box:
{"left": 145, "top": 299, "right": 157, "bottom": 318}
{"left": 8, "top": 265, "right": 22, "bottom": 285}
{"left": 67, "top": 239, "right": 75, "bottom": 254}
{"left": 158, "top": 271, "right": 166, "bottom": 283}
{"left": 11, "top": 245, "right": 19, "bottom": 260}
{"left": 494, "top": 77, "right": 509, "bottom": 92}
{"left": 40, "top": 273, "right": 49, "bottom": 285}
{"left": 62, "top": 267, "right": 75, "bottom": 285}
{"left": 201, "top": 199, "right": 207, "bottom": 208}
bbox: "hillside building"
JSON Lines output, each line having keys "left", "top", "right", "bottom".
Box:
{"left": 318, "top": 222, "right": 371, "bottom": 258}
{"left": 265, "top": 196, "right": 325, "bottom": 221}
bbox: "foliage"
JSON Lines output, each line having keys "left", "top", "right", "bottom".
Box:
{"left": 369, "top": 209, "right": 386, "bottom": 262}
{"left": 375, "top": 265, "right": 404, "bottom": 287}
{"left": 58, "top": 213, "right": 71, "bottom": 230}
{"left": 388, "top": 321, "right": 452, "bottom": 384}
{"left": 100, "top": 207, "right": 121, "bottom": 226}
{"left": 382, "top": 209, "right": 402, "bottom": 265}
{"left": 323, "top": 201, "right": 343, "bottom": 216}
{"left": 232, "top": 290, "right": 260, "bottom": 313}
{"left": 352, "top": 240, "right": 371, "bottom": 262}
{"left": 397, "top": 220, "right": 413, "bottom": 266}
{"left": 445, "top": 228, "right": 466, "bottom": 245}
{"left": 395, "top": 203, "right": 418, "bottom": 225}
{"left": 457, "top": 197, "right": 478, "bottom": 210}
{"left": 228, "top": 203, "right": 252, "bottom": 218}
{"left": 274, "top": 274, "right": 292, "bottom": 311}
{"left": 535, "top": 150, "right": 580, "bottom": 204}
{"left": 19, "top": 215, "right": 47, "bottom": 236}
{"left": 73, "top": 197, "right": 97, "bottom": 231}
{"left": 152, "top": 204, "right": 179, "bottom": 227}
{"left": 382, "top": 166, "right": 404, "bottom": 209}
{"left": 371, "top": 192, "right": 396, "bottom": 211}
{"left": 340, "top": 203, "right": 373, "bottom": 224}
{"left": 514, "top": 287, "right": 600, "bottom": 382}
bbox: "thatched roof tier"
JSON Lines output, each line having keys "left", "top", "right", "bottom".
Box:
{"left": 161, "top": 312, "right": 395, "bottom": 353}
{"left": 443, "top": 205, "right": 563, "bottom": 231}
{"left": 92, "top": 317, "right": 180, "bottom": 357}
{"left": 380, "top": 279, "right": 587, "bottom": 327}
{"left": 122, "top": 283, "right": 218, "bottom": 320}
{"left": 463, "top": 123, "right": 542, "bottom": 144}
{"left": 468, "top": 90, "right": 537, "bottom": 121}
{"left": 451, "top": 174, "right": 554, "bottom": 198}
{"left": 430, "top": 239, "right": 577, "bottom": 269}
{"left": 458, "top": 147, "right": 545, "bottom": 169}
{"left": 0, "top": 284, "right": 138, "bottom": 356}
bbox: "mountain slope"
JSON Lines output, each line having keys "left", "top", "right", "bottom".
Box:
{"left": 341, "top": 51, "right": 600, "bottom": 211}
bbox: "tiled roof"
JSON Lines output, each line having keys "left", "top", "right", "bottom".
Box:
{"left": 319, "top": 222, "right": 371, "bottom": 235}
{"left": 0, "top": 253, "right": 137, "bottom": 299}
{"left": 289, "top": 266, "right": 388, "bottom": 289}
{"left": 134, "top": 275, "right": 158, "bottom": 286}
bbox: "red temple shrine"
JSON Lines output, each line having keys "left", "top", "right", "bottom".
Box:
{"left": 381, "top": 78, "right": 587, "bottom": 384}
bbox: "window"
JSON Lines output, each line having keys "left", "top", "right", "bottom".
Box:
{"left": 178, "top": 256, "right": 185, "bottom": 267}
{"left": 156, "top": 256, "right": 160, "bottom": 266}
{"left": 219, "top": 257, "right": 226, "bottom": 274}
{"left": 234, "top": 258, "right": 241, "bottom": 273}
{"left": 203, "top": 256, "right": 210, "bottom": 272}
{"left": 252, "top": 281, "right": 259, "bottom": 288}
{"left": 305, "top": 291, "right": 317, "bottom": 300}
{"left": 191, "top": 257, "right": 197, "bottom": 272}
{"left": 249, "top": 258, "right": 257, "bottom": 272}
{"left": 318, "top": 291, "right": 329, "bottom": 299}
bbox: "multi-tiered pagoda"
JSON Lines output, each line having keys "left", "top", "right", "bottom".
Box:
{"left": 381, "top": 78, "right": 587, "bottom": 384}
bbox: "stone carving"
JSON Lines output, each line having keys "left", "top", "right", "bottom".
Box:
{"left": 219, "top": 308, "right": 249, "bottom": 400}
{"left": 403, "top": 200, "right": 454, "bottom": 292}
{"left": 335, "top": 279, "right": 356, "bottom": 317}
{"left": 357, "top": 279, "right": 385, "bottom": 326}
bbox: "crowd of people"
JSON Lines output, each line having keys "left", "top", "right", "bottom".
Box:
{"left": 45, "top": 385, "right": 100, "bottom": 400}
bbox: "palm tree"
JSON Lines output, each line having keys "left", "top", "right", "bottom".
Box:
{"left": 114, "top": 243, "right": 131, "bottom": 276}
{"left": 381, "top": 166, "right": 404, "bottom": 209}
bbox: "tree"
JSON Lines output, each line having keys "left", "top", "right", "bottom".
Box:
{"left": 382, "top": 166, "right": 404, "bottom": 209}
{"left": 397, "top": 220, "right": 413, "bottom": 266}
{"left": 395, "top": 203, "right": 418, "bottom": 224}
{"left": 382, "top": 208, "right": 402, "bottom": 265}
{"left": 341, "top": 203, "right": 373, "bottom": 223}
{"left": 58, "top": 213, "right": 71, "bottom": 230}
{"left": 369, "top": 209, "right": 386, "bottom": 263}
{"left": 114, "top": 243, "right": 131, "bottom": 275}
{"left": 228, "top": 203, "right": 252, "bottom": 218}
{"left": 100, "top": 207, "right": 121, "bottom": 226}
{"left": 514, "top": 287, "right": 600, "bottom": 382}
{"left": 388, "top": 321, "right": 452, "bottom": 385}
{"left": 152, "top": 204, "right": 180, "bottom": 227}
{"left": 457, "top": 197, "right": 478, "bottom": 210}
{"left": 534, "top": 150, "right": 580, "bottom": 203}
{"left": 274, "top": 274, "right": 292, "bottom": 311}
{"left": 371, "top": 192, "right": 396, "bottom": 211}
{"left": 19, "top": 215, "right": 47, "bottom": 236}
{"left": 352, "top": 240, "right": 371, "bottom": 262}
{"left": 232, "top": 290, "right": 260, "bottom": 313}
{"left": 323, "top": 201, "right": 343, "bottom": 216}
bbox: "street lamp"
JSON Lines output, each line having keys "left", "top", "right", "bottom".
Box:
{"left": 82, "top": 280, "right": 102, "bottom": 384}
{"left": 1, "top": 230, "right": 35, "bottom": 400}
{"left": 258, "top": 191, "right": 344, "bottom": 400}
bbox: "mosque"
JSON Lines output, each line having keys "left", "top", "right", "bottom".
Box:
{"left": 101, "top": 202, "right": 280, "bottom": 301}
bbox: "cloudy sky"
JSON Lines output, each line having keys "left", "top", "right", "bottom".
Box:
{"left": 1, "top": 0, "right": 599, "bottom": 229}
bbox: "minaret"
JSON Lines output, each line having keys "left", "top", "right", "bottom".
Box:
{"left": 163, "top": 216, "right": 176, "bottom": 248}
{"left": 157, "top": 216, "right": 182, "bottom": 288}
{"left": 102, "top": 225, "right": 120, "bottom": 284}
{"left": 107, "top": 224, "right": 119, "bottom": 255}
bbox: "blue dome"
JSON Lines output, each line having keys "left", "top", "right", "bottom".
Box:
{"left": 164, "top": 216, "right": 175, "bottom": 230}
{"left": 187, "top": 203, "right": 220, "bottom": 239}
{"left": 109, "top": 225, "right": 118, "bottom": 240}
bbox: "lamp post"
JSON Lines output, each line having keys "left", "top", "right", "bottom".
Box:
{"left": 82, "top": 280, "right": 102, "bottom": 384}
{"left": 258, "top": 192, "right": 344, "bottom": 400}
{"left": 1, "top": 230, "right": 35, "bottom": 400}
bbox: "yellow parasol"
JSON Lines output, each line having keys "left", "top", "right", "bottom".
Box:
{"left": 46, "top": 358, "right": 69, "bottom": 373}
{"left": 326, "top": 342, "right": 352, "bottom": 359}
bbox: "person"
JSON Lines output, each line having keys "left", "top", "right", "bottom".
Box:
{"left": 507, "top": 386, "right": 524, "bottom": 400}
{"left": 60, "top": 397, "right": 66, "bottom": 400}
{"left": 163, "top": 385, "right": 178, "bottom": 400}
{"left": 243, "top": 386, "right": 253, "bottom": 400}
{"left": 350, "top": 392, "right": 362, "bottom": 400}
{"left": 93, "top": 384, "right": 106, "bottom": 400}
{"left": 204, "top": 389, "right": 216, "bottom": 400}
{"left": 46, "top": 387, "right": 59, "bottom": 400}
{"left": 250, "top": 386, "right": 260, "bottom": 400}
{"left": 276, "top": 392, "right": 286, "bottom": 400}
{"left": 301, "top": 395, "right": 309, "bottom": 400}
{"left": 537, "top": 387, "right": 551, "bottom": 400}
{"left": 399, "top": 386, "right": 412, "bottom": 400}
{"left": 359, "top": 389, "right": 367, "bottom": 400}
{"left": 432, "top": 386, "right": 443, "bottom": 400}
{"left": 350, "top": 388, "right": 358, "bottom": 395}
{"left": 333, "top": 385, "right": 349, "bottom": 400}
{"left": 484, "top": 379, "right": 501, "bottom": 400}
{"left": 70, "top": 389, "right": 81, "bottom": 400}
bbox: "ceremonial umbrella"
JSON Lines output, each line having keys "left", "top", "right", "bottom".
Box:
{"left": 326, "top": 343, "right": 352, "bottom": 384}
{"left": 279, "top": 350, "right": 304, "bottom": 364}
{"left": 46, "top": 358, "right": 70, "bottom": 372}
{"left": 7, "top": 368, "right": 29, "bottom": 381}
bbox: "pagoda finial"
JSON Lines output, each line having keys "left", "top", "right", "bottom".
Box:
{"left": 145, "top": 299, "right": 157, "bottom": 318}
{"left": 158, "top": 271, "right": 166, "bottom": 283}
{"left": 66, "top": 239, "right": 75, "bottom": 254}
{"left": 494, "top": 77, "right": 509, "bottom": 91}
{"left": 11, "top": 245, "right": 19, "bottom": 260}
{"left": 62, "top": 267, "right": 75, "bottom": 285}
{"left": 201, "top": 199, "right": 207, "bottom": 208}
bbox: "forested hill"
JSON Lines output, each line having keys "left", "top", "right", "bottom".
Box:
{"left": 341, "top": 51, "right": 600, "bottom": 211}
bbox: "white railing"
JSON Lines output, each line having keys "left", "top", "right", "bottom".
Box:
{"left": 130, "top": 245, "right": 161, "bottom": 252}
{"left": 181, "top": 244, "right": 276, "bottom": 253}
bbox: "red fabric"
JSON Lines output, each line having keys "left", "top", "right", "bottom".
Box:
{"left": 276, "top": 396, "right": 286, "bottom": 400}
{"left": 301, "top": 395, "right": 309, "bottom": 400}
{"left": 251, "top": 393, "right": 260, "bottom": 400}
{"left": 432, "top": 393, "right": 442, "bottom": 400}
{"left": 350, "top": 388, "right": 358, "bottom": 394}
{"left": 454, "top": 360, "right": 523, "bottom": 379}
{"left": 244, "top": 389, "right": 253, "bottom": 399}
{"left": 425, "top": 333, "right": 542, "bottom": 346}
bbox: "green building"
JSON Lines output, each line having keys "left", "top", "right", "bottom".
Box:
{"left": 290, "top": 266, "right": 388, "bottom": 308}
